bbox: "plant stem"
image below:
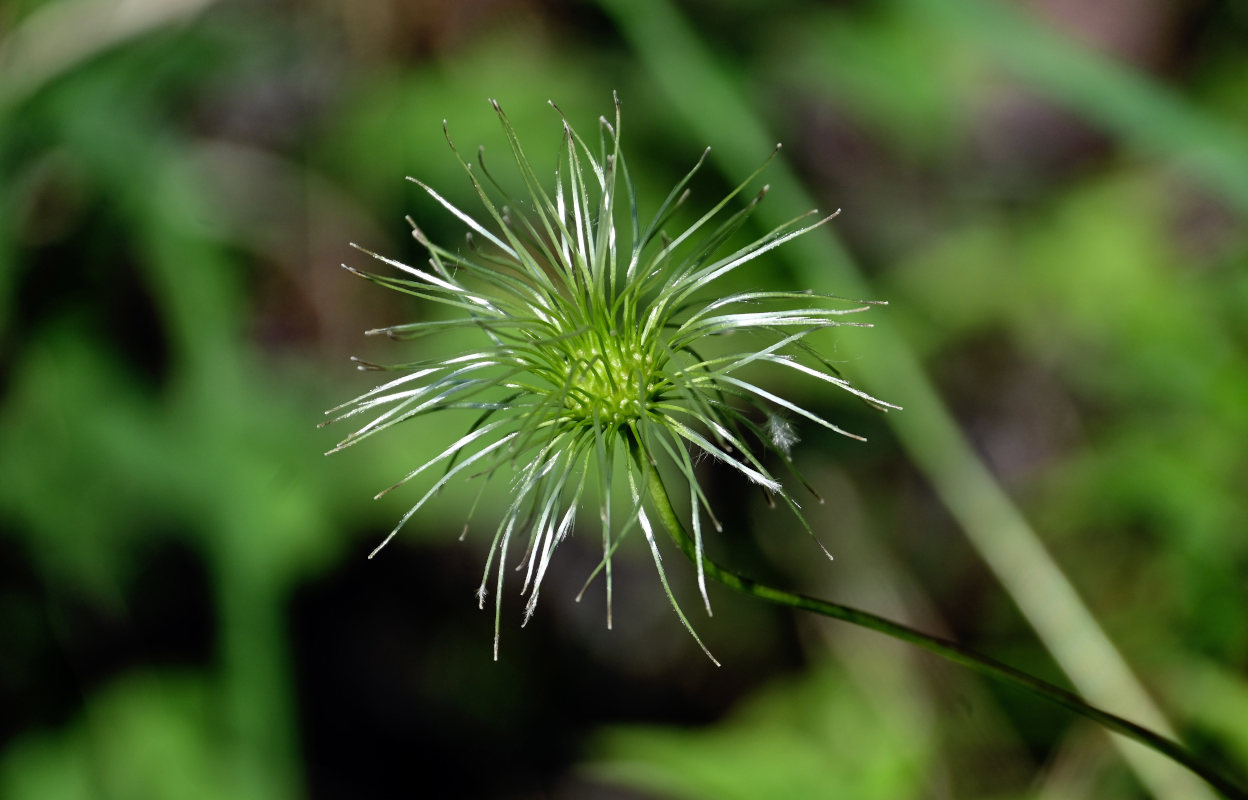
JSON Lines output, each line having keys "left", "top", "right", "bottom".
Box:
{"left": 637, "top": 452, "right": 1248, "bottom": 800}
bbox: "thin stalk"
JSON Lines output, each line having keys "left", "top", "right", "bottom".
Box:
{"left": 637, "top": 450, "right": 1248, "bottom": 800}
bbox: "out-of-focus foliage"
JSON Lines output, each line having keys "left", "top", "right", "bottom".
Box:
{"left": 1, "top": 673, "right": 221, "bottom": 800}
{"left": 1, "top": 0, "right": 1245, "bottom": 798}
{"left": 590, "top": 657, "right": 935, "bottom": 800}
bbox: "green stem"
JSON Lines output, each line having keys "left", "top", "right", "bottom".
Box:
{"left": 637, "top": 452, "right": 1247, "bottom": 800}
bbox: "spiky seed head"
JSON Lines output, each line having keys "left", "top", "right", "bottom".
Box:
{"left": 324, "top": 94, "right": 897, "bottom": 661}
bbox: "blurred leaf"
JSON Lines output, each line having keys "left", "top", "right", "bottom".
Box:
{"left": 588, "top": 660, "right": 932, "bottom": 800}
{"left": 771, "top": 6, "right": 970, "bottom": 160}
{"left": 315, "top": 26, "right": 608, "bottom": 221}
{"left": 1167, "top": 659, "right": 1248, "bottom": 771}
{"left": 895, "top": 0, "right": 1248, "bottom": 216}
{"left": 0, "top": 672, "right": 224, "bottom": 800}
{"left": 890, "top": 172, "right": 1248, "bottom": 659}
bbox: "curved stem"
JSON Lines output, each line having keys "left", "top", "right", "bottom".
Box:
{"left": 637, "top": 453, "right": 1247, "bottom": 800}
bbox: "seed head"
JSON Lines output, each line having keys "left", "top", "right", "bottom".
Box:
{"left": 324, "top": 94, "right": 897, "bottom": 661}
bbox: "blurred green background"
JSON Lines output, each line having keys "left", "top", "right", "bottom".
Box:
{"left": 1, "top": 0, "right": 1246, "bottom": 798}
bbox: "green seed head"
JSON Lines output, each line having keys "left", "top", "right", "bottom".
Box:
{"left": 325, "top": 94, "right": 897, "bottom": 660}
{"left": 560, "top": 334, "right": 658, "bottom": 424}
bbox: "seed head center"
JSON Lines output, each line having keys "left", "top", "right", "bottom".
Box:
{"left": 563, "top": 337, "right": 657, "bottom": 425}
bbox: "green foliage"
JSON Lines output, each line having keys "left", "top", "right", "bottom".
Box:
{"left": 890, "top": 174, "right": 1248, "bottom": 660}
{"left": 589, "top": 660, "right": 932, "bottom": 800}
{"left": 0, "top": 674, "right": 225, "bottom": 800}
